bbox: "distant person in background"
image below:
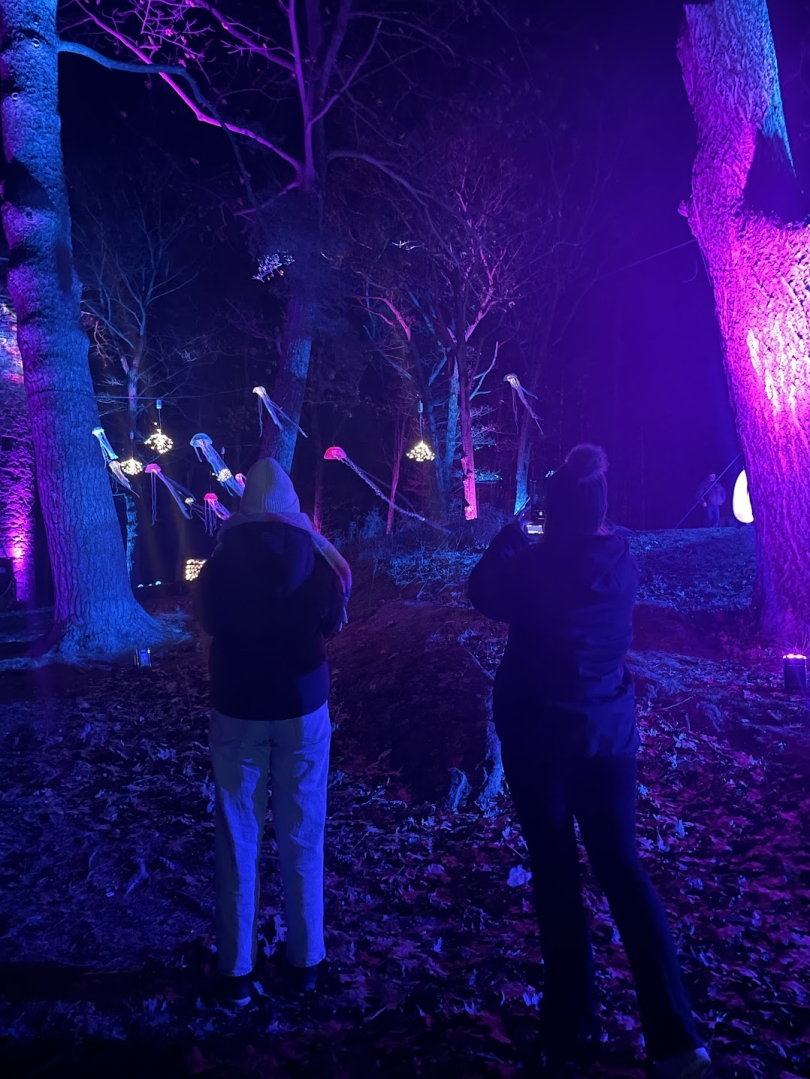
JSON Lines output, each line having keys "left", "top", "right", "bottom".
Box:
{"left": 696, "top": 472, "right": 726, "bottom": 527}
{"left": 195, "top": 458, "right": 351, "bottom": 1007}
{"left": 469, "top": 445, "right": 710, "bottom": 1079}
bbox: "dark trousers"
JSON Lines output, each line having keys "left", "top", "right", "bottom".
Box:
{"left": 703, "top": 504, "right": 720, "bottom": 527}
{"left": 500, "top": 742, "right": 702, "bottom": 1060}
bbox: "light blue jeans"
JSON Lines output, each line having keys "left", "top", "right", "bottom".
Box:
{"left": 208, "top": 703, "right": 331, "bottom": 976}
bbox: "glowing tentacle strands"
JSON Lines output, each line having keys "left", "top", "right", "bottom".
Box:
{"left": 190, "top": 433, "right": 245, "bottom": 497}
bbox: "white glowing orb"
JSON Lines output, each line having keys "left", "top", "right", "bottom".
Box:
{"left": 406, "top": 440, "right": 435, "bottom": 463}
{"left": 119, "top": 457, "right": 144, "bottom": 476}
{"left": 145, "top": 430, "right": 174, "bottom": 454}
{"left": 732, "top": 470, "right": 753, "bottom": 524}
{"left": 184, "top": 558, "right": 206, "bottom": 582}
{"left": 216, "top": 467, "right": 233, "bottom": 483}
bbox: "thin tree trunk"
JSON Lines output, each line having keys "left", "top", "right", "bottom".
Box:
{"left": 513, "top": 408, "right": 532, "bottom": 514}
{"left": 386, "top": 413, "right": 406, "bottom": 535}
{"left": 457, "top": 345, "right": 478, "bottom": 521}
{"left": 0, "top": 0, "right": 165, "bottom": 657}
{"left": 679, "top": 0, "right": 810, "bottom": 642}
{"left": 311, "top": 405, "right": 324, "bottom": 533}
{"left": 434, "top": 361, "right": 460, "bottom": 521}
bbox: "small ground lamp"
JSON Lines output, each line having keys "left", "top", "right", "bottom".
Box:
{"left": 783, "top": 654, "right": 807, "bottom": 694}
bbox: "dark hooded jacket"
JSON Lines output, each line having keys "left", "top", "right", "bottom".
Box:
{"left": 468, "top": 523, "right": 639, "bottom": 758}
{"left": 194, "top": 520, "right": 345, "bottom": 721}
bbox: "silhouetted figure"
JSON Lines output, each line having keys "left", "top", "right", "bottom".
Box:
{"left": 195, "top": 458, "right": 350, "bottom": 1006}
{"left": 696, "top": 472, "right": 726, "bottom": 527}
{"left": 469, "top": 445, "right": 710, "bottom": 1079}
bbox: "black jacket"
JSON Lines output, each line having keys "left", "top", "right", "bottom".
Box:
{"left": 468, "top": 523, "right": 639, "bottom": 758}
{"left": 194, "top": 521, "right": 344, "bottom": 720}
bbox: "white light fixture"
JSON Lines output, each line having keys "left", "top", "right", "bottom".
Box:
{"left": 732, "top": 470, "right": 753, "bottom": 524}
{"left": 407, "top": 439, "right": 435, "bottom": 463}
{"left": 119, "top": 457, "right": 144, "bottom": 476}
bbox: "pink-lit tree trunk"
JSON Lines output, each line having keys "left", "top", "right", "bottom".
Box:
{"left": 0, "top": 301, "right": 36, "bottom": 602}
{"left": 678, "top": 0, "right": 810, "bottom": 641}
{"left": 0, "top": 0, "right": 165, "bottom": 656}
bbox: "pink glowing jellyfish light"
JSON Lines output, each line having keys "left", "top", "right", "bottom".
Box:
{"left": 145, "top": 463, "right": 195, "bottom": 521}
{"left": 204, "top": 491, "right": 231, "bottom": 535}
{"left": 323, "top": 446, "right": 448, "bottom": 532}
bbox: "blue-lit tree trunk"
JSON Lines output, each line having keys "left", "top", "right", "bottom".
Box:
{"left": 0, "top": 0, "right": 165, "bottom": 656}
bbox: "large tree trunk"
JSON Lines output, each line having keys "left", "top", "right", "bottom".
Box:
{"left": 678, "top": 0, "right": 810, "bottom": 642}
{"left": 261, "top": 284, "right": 316, "bottom": 472}
{"left": 0, "top": 0, "right": 165, "bottom": 657}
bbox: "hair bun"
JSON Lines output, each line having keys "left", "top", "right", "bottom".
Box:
{"left": 565, "top": 443, "right": 608, "bottom": 481}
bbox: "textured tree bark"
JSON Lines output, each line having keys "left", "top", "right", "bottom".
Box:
{"left": 0, "top": 0, "right": 165, "bottom": 656}
{"left": 679, "top": 0, "right": 810, "bottom": 642}
{"left": 261, "top": 285, "right": 316, "bottom": 473}
{"left": 0, "top": 300, "right": 36, "bottom": 602}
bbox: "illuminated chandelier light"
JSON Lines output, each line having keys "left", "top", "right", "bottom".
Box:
{"left": 184, "top": 558, "right": 206, "bottom": 582}
{"left": 145, "top": 430, "right": 174, "bottom": 454}
{"left": 119, "top": 456, "right": 144, "bottom": 476}
{"left": 407, "top": 439, "right": 435, "bottom": 463}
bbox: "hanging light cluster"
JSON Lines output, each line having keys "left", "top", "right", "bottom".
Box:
{"left": 145, "top": 430, "right": 173, "bottom": 454}
{"left": 145, "top": 398, "right": 173, "bottom": 454}
{"left": 407, "top": 401, "right": 435, "bottom": 463}
{"left": 407, "top": 440, "right": 435, "bottom": 462}
{"left": 119, "top": 457, "right": 144, "bottom": 476}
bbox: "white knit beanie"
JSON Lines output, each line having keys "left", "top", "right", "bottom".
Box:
{"left": 240, "top": 458, "right": 301, "bottom": 516}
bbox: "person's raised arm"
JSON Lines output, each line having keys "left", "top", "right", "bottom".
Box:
{"left": 468, "top": 519, "right": 531, "bottom": 623}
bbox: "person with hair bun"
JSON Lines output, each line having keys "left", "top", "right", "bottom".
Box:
{"left": 469, "top": 445, "right": 710, "bottom": 1079}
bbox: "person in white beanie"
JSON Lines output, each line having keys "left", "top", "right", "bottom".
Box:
{"left": 195, "top": 458, "right": 351, "bottom": 1006}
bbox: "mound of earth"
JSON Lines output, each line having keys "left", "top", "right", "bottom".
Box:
{"left": 330, "top": 594, "right": 499, "bottom": 807}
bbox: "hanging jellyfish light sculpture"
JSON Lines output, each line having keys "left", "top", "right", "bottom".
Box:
{"left": 504, "top": 373, "right": 543, "bottom": 433}
{"left": 252, "top": 386, "right": 308, "bottom": 440}
{"left": 145, "top": 463, "right": 195, "bottom": 522}
{"left": 92, "top": 425, "right": 133, "bottom": 490}
{"left": 190, "top": 433, "right": 244, "bottom": 496}
{"left": 204, "top": 492, "right": 231, "bottom": 535}
{"left": 324, "top": 446, "right": 448, "bottom": 533}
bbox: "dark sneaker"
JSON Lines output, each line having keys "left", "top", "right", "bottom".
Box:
{"left": 652, "top": 1047, "right": 712, "bottom": 1079}
{"left": 288, "top": 962, "right": 321, "bottom": 995}
{"left": 217, "top": 972, "right": 253, "bottom": 1008}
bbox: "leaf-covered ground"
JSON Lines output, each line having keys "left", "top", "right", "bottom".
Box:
{"left": 1, "top": 527, "right": 809, "bottom": 1078}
